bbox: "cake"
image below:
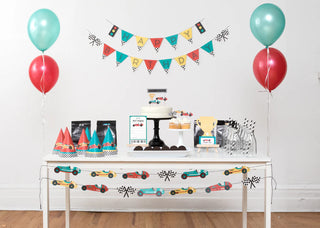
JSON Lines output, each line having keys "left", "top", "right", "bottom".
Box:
{"left": 141, "top": 106, "right": 172, "bottom": 118}
{"left": 169, "top": 118, "right": 180, "bottom": 129}
{"left": 181, "top": 118, "right": 191, "bottom": 129}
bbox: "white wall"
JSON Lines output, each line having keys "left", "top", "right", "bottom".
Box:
{"left": 0, "top": 0, "right": 319, "bottom": 211}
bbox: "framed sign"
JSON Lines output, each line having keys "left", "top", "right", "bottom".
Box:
{"left": 129, "top": 115, "right": 147, "bottom": 144}
{"left": 199, "top": 136, "right": 216, "bottom": 145}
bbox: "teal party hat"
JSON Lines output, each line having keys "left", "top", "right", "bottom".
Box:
{"left": 85, "top": 127, "right": 91, "bottom": 142}
{"left": 102, "top": 125, "right": 117, "bottom": 152}
{"left": 86, "top": 130, "right": 103, "bottom": 157}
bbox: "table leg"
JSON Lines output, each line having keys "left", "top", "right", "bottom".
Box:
{"left": 242, "top": 172, "right": 247, "bottom": 228}
{"left": 65, "top": 173, "right": 70, "bottom": 228}
{"left": 264, "top": 164, "right": 272, "bottom": 228}
{"left": 42, "top": 163, "right": 49, "bottom": 228}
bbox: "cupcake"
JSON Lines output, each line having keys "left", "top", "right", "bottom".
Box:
{"left": 169, "top": 118, "right": 180, "bottom": 129}
{"left": 181, "top": 118, "right": 191, "bottom": 129}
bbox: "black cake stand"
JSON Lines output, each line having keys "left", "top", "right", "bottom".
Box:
{"left": 147, "top": 117, "right": 172, "bottom": 147}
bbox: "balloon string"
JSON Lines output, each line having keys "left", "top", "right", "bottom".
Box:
{"left": 40, "top": 52, "right": 46, "bottom": 158}
{"left": 265, "top": 47, "right": 271, "bottom": 90}
{"left": 266, "top": 47, "right": 271, "bottom": 157}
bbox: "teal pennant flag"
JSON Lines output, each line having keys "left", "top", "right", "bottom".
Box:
{"left": 165, "top": 34, "right": 178, "bottom": 49}
{"left": 201, "top": 40, "right": 214, "bottom": 55}
{"left": 116, "top": 51, "right": 128, "bottom": 66}
{"left": 159, "top": 59, "right": 172, "bottom": 74}
{"left": 121, "top": 30, "right": 133, "bottom": 45}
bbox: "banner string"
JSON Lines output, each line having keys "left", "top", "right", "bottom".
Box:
{"left": 105, "top": 18, "right": 205, "bottom": 39}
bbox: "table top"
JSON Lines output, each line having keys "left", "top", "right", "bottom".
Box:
{"left": 44, "top": 152, "right": 271, "bottom": 163}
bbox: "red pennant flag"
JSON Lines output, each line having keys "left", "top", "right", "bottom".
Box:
{"left": 144, "top": 60, "right": 157, "bottom": 74}
{"left": 187, "top": 49, "right": 200, "bottom": 64}
{"left": 150, "top": 38, "right": 163, "bottom": 52}
{"left": 103, "top": 44, "right": 115, "bottom": 58}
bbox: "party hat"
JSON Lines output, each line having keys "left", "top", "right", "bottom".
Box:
{"left": 86, "top": 130, "right": 104, "bottom": 157}
{"left": 53, "top": 129, "right": 64, "bottom": 154}
{"left": 102, "top": 125, "right": 117, "bottom": 156}
{"left": 76, "top": 129, "right": 89, "bottom": 156}
{"left": 85, "top": 127, "right": 91, "bottom": 142}
{"left": 59, "top": 127, "right": 77, "bottom": 158}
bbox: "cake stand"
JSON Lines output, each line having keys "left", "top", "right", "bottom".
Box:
{"left": 147, "top": 117, "right": 172, "bottom": 147}
{"left": 169, "top": 128, "right": 191, "bottom": 147}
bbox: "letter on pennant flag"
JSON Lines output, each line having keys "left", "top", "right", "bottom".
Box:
{"left": 103, "top": 44, "right": 115, "bottom": 59}
{"left": 166, "top": 34, "right": 178, "bottom": 49}
{"left": 159, "top": 59, "right": 172, "bottom": 74}
{"left": 174, "top": 55, "right": 187, "bottom": 71}
{"left": 136, "top": 36, "right": 148, "bottom": 51}
{"left": 180, "top": 28, "right": 193, "bottom": 43}
{"left": 150, "top": 38, "right": 163, "bottom": 52}
{"left": 144, "top": 60, "right": 157, "bottom": 74}
{"left": 121, "top": 30, "right": 133, "bottom": 45}
{"left": 187, "top": 49, "right": 200, "bottom": 64}
{"left": 130, "top": 57, "right": 143, "bottom": 72}
{"left": 116, "top": 51, "right": 128, "bottom": 66}
{"left": 201, "top": 40, "right": 214, "bottom": 55}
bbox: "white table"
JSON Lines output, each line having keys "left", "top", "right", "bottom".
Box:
{"left": 42, "top": 153, "right": 272, "bottom": 228}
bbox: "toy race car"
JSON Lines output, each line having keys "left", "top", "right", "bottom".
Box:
{"left": 137, "top": 188, "right": 164, "bottom": 197}
{"left": 133, "top": 123, "right": 143, "bottom": 127}
{"left": 52, "top": 180, "right": 77, "bottom": 189}
{"left": 205, "top": 182, "right": 232, "bottom": 193}
{"left": 122, "top": 171, "right": 149, "bottom": 179}
{"left": 170, "top": 187, "right": 196, "bottom": 195}
{"left": 181, "top": 169, "right": 208, "bottom": 179}
{"left": 155, "top": 97, "right": 168, "bottom": 102}
{"left": 90, "top": 170, "right": 116, "bottom": 178}
{"left": 224, "top": 166, "right": 250, "bottom": 176}
{"left": 81, "top": 184, "right": 108, "bottom": 193}
{"left": 54, "top": 166, "right": 81, "bottom": 175}
{"left": 149, "top": 100, "right": 160, "bottom": 104}
{"left": 180, "top": 112, "right": 193, "bottom": 117}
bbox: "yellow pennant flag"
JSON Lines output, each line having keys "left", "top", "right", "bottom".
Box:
{"left": 136, "top": 36, "right": 148, "bottom": 51}
{"left": 130, "top": 57, "right": 143, "bottom": 72}
{"left": 174, "top": 55, "right": 187, "bottom": 70}
{"left": 180, "top": 28, "right": 193, "bottom": 43}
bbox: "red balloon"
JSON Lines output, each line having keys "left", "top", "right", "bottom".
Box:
{"left": 253, "top": 47, "right": 287, "bottom": 92}
{"left": 29, "top": 55, "right": 59, "bottom": 94}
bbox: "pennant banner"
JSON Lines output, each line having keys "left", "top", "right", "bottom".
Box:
{"left": 106, "top": 19, "right": 206, "bottom": 52}
{"left": 90, "top": 27, "right": 230, "bottom": 74}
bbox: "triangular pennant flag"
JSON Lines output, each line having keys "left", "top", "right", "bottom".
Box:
{"left": 159, "top": 59, "right": 172, "bottom": 74}
{"left": 150, "top": 38, "right": 163, "bottom": 52}
{"left": 174, "top": 55, "right": 187, "bottom": 71}
{"left": 201, "top": 40, "right": 214, "bottom": 55}
{"left": 53, "top": 129, "right": 64, "bottom": 154}
{"left": 116, "top": 51, "right": 128, "bottom": 66}
{"left": 166, "top": 34, "right": 178, "bottom": 49}
{"left": 121, "top": 30, "right": 133, "bottom": 45}
{"left": 187, "top": 49, "right": 200, "bottom": 64}
{"left": 136, "top": 36, "right": 148, "bottom": 51}
{"left": 130, "top": 57, "right": 143, "bottom": 72}
{"left": 102, "top": 126, "right": 117, "bottom": 152}
{"left": 144, "top": 60, "right": 157, "bottom": 74}
{"left": 102, "top": 44, "right": 115, "bottom": 59}
{"left": 180, "top": 28, "right": 193, "bottom": 43}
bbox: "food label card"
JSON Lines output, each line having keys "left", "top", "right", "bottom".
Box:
{"left": 129, "top": 115, "right": 147, "bottom": 144}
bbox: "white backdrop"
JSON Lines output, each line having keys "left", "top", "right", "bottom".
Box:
{"left": 0, "top": 0, "right": 319, "bottom": 211}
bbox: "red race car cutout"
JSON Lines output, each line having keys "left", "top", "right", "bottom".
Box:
{"left": 156, "top": 97, "right": 168, "bottom": 101}
{"left": 81, "top": 184, "right": 108, "bottom": 193}
{"left": 133, "top": 123, "right": 143, "bottom": 127}
{"left": 205, "top": 182, "right": 232, "bottom": 193}
{"left": 181, "top": 112, "right": 193, "bottom": 117}
{"left": 122, "top": 171, "right": 149, "bottom": 180}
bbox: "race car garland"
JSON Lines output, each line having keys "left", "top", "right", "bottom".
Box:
{"left": 105, "top": 18, "right": 207, "bottom": 51}
{"left": 88, "top": 27, "right": 230, "bottom": 74}
{"left": 39, "top": 164, "right": 276, "bottom": 199}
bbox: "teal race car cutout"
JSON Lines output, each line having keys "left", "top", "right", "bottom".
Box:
{"left": 181, "top": 169, "right": 208, "bottom": 179}
{"left": 54, "top": 166, "right": 81, "bottom": 175}
{"left": 137, "top": 188, "right": 165, "bottom": 197}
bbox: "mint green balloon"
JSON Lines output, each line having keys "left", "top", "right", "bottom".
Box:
{"left": 28, "top": 9, "right": 60, "bottom": 52}
{"left": 250, "top": 3, "right": 285, "bottom": 47}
